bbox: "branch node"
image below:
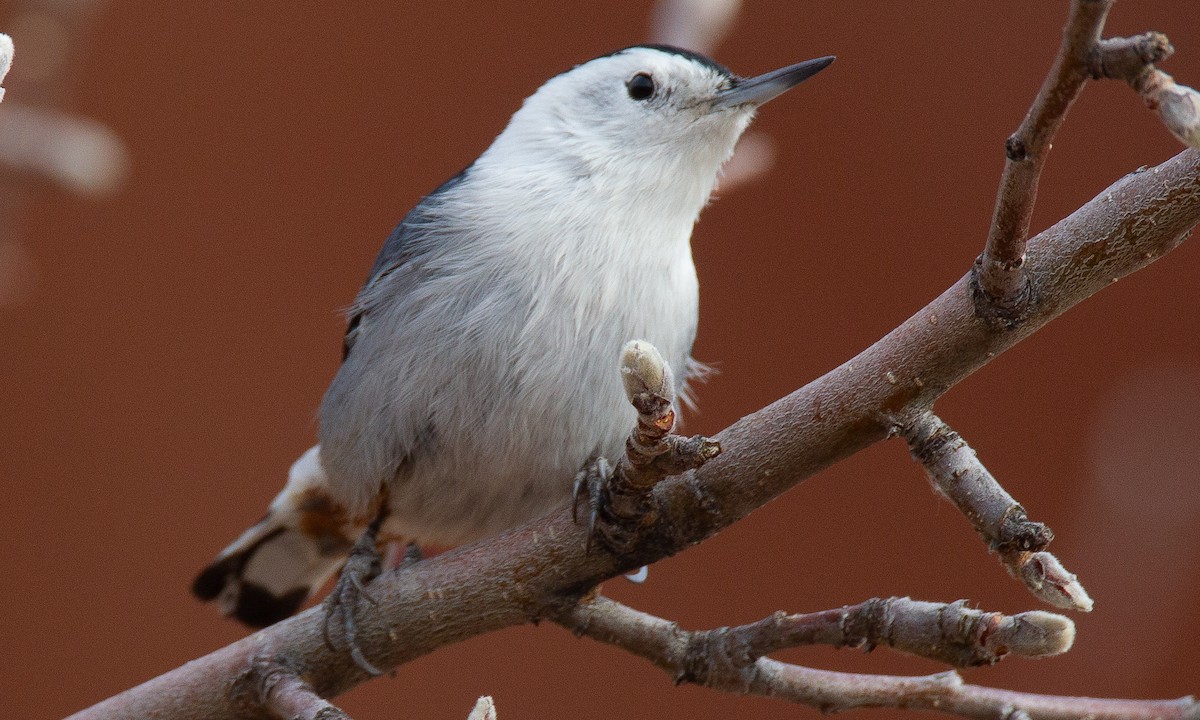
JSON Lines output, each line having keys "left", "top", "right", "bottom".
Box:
{"left": 971, "top": 255, "right": 1034, "bottom": 329}
{"left": 1004, "top": 136, "right": 1027, "bottom": 162}
{"left": 1090, "top": 32, "right": 1175, "bottom": 83}
{"left": 992, "top": 506, "right": 1055, "bottom": 556}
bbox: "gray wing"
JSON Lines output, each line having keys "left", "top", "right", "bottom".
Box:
{"left": 341, "top": 165, "right": 472, "bottom": 360}
{"left": 320, "top": 164, "right": 473, "bottom": 516}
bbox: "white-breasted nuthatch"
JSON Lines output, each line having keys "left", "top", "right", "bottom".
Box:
{"left": 194, "top": 44, "right": 833, "bottom": 630}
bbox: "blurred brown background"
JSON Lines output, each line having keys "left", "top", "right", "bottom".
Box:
{"left": 2, "top": 1, "right": 1198, "bottom": 718}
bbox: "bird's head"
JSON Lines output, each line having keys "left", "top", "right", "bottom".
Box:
{"left": 481, "top": 44, "right": 833, "bottom": 201}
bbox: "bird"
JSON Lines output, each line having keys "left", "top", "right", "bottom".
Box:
{"left": 193, "top": 44, "right": 833, "bottom": 636}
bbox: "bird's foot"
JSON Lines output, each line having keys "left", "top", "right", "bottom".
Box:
{"left": 399, "top": 541, "right": 423, "bottom": 569}
{"left": 322, "top": 528, "right": 384, "bottom": 676}
{"left": 572, "top": 455, "right": 613, "bottom": 550}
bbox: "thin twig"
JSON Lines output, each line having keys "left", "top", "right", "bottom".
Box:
{"left": 560, "top": 596, "right": 1194, "bottom": 720}
{"left": 754, "top": 662, "right": 1197, "bottom": 720}
{"left": 250, "top": 656, "right": 354, "bottom": 720}
{"left": 650, "top": 0, "right": 740, "bottom": 55}
{"left": 902, "top": 412, "right": 1092, "bottom": 612}
{"left": 1088, "top": 32, "right": 1200, "bottom": 151}
{"left": 1139, "top": 71, "right": 1200, "bottom": 151}
{"left": 1089, "top": 32, "right": 1174, "bottom": 84}
{"left": 976, "top": 0, "right": 1112, "bottom": 318}
{"left": 649, "top": 0, "right": 776, "bottom": 192}
{"left": 0, "top": 0, "right": 128, "bottom": 307}
{"left": 0, "top": 103, "right": 128, "bottom": 195}
{"left": 561, "top": 595, "right": 1074, "bottom": 671}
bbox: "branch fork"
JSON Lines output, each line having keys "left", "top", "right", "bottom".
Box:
{"left": 248, "top": 656, "right": 352, "bottom": 720}
{"left": 553, "top": 595, "right": 1196, "bottom": 719}
{"left": 975, "top": 1, "right": 1200, "bottom": 323}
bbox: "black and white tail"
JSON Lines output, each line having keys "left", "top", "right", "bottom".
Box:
{"left": 192, "top": 446, "right": 365, "bottom": 627}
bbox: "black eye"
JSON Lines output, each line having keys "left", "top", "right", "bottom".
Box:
{"left": 626, "top": 72, "right": 655, "bottom": 101}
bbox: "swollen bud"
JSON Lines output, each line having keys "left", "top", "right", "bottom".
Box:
{"left": 1143, "top": 69, "right": 1200, "bottom": 150}
{"left": 1017, "top": 551, "right": 1094, "bottom": 612}
{"left": 620, "top": 339, "right": 675, "bottom": 404}
{"left": 1001, "top": 610, "right": 1076, "bottom": 658}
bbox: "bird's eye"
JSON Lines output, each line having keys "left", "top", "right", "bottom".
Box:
{"left": 626, "top": 73, "right": 655, "bottom": 101}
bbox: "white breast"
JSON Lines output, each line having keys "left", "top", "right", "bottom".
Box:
{"left": 377, "top": 157, "right": 703, "bottom": 544}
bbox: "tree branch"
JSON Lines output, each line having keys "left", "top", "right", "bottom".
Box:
{"left": 976, "top": 0, "right": 1112, "bottom": 318}
{"left": 65, "top": 143, "right": 1200, "bottom": 720}
{"left": 752, "top": 663, "right": 1196, "bottom": 720}
{"left": 1088, "top": 31, "right": 1200, "bottom": 152}
{"left": 649, "top": 0, "right": 776, "bottom": 192}
{"left": 559, "top": 596, "right": 1192, "bottom": 720}
{"left": 63, "top": 4, "right": 1200, "bottom": 718}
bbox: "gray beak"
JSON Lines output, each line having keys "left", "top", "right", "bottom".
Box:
{"left": 714, "top": 55, "right": 835, "bottom": 109}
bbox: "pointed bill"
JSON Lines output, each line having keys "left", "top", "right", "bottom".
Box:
{"left": 714, "top": 55, "right": 834, "bottom": 109}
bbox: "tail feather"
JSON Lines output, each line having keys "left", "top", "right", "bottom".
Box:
{"left": 193, "top": 446, "right": 363, "bottom": 627}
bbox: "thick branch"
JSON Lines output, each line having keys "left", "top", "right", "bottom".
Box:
{"left": 977, "top": 0, "right": 1111, "bottom": 316}
{"left": 66, "top": 148, "right": 1200, "bottom": 720}
{"left": 559, "top": 596, "right": 1192, "bottom": 720}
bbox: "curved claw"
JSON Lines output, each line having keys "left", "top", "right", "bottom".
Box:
{"left": 350, "top": 644, "right": 383, "bottom": 677}
{"left": 321, "top": 526, "right": 385, "bottom": 676}
{"left": 572, "top": 456, "right": 613, "bottom": 552}
{"left": 347, "top": 571, "right": 379, "bottom": 606}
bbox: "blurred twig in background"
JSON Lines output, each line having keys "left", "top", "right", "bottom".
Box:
{"left": 0, "top": 0, "right": 128, "bottom": 307}
{"left": 0, "top": 32, "right": 13, "bottom": 99}
{"left": 651, "top": 0, "right": 774, "bottom": 192}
